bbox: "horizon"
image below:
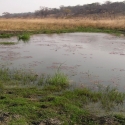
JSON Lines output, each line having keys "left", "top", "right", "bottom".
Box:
{"left": 0, "top": 0, "right": 124, "bottom": 15}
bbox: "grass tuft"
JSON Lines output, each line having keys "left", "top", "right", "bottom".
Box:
{"left": 48, "top": 72, "right": 69, "bottom": 89}
{"left": 18, "top": 33, "right": 30, "bottom": 41}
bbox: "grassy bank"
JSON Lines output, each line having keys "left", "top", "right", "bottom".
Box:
{"left": 0, "top": 68, "right": 125, "bottom": 125}
{"left": 0, "top": 18, "right": 125, "bottom": 37}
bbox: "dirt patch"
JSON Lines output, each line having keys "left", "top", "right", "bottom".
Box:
{"left": 0, "top": 112, "right": 10, "bottom": 125}
{"left": 39, "top": 118, "right": 63, "bottom": 125}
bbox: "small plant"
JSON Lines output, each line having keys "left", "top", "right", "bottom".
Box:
{"left": 18, "top": 33, "right": 30, "bottom": 41}
{"left": 48, "top": 72, "right": 69, "bottom": 88}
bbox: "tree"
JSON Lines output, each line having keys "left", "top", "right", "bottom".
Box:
{"left": 123, "top": 1, "right": 125, "bottom": 4}
{"left": 63, "top": 8, "right": 71, "bottom": 16}
{"left": 36, "top": 6, "right": 49, "bottom": 17}
{"left": 105, "top": 1, "right": 112, "bottom": 5}
{"left": 2, "top": 12, "right": 10, "bottom": 16}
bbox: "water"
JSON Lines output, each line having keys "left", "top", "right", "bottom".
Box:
{"left": 0, "top": 33, "right": 125, "bottom": 91}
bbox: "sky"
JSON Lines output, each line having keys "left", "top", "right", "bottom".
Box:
{"left": 0, "top": 0, "right": 124, "bottom": 15}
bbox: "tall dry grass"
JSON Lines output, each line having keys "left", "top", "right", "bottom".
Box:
{"left": 0, "top": 17, "right": 125, "bottom": 31}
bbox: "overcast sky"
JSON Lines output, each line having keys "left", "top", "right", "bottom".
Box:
{"left": 0, "top": 0, "right": 124, "bottom": 15}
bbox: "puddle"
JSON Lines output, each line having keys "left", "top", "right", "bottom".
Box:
{"left": 0, "top": 33, "right": 125, "bottom": 91}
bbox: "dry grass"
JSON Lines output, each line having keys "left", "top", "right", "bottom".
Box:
{"left": 0, "top": 17, "right": 125, "bottom": 31}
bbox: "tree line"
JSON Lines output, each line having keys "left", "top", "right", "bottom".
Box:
{"left": 1, "top": 1, "right": 125, "bottom": 18}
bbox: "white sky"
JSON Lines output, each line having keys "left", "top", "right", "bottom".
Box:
{"left": 0, "top": 0, "right": 124, "bottom": 15}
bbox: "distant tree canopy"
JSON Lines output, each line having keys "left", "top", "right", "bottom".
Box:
{"left": 1, "top": 1, "right": 125, "bottom": 18}
{"left": 2, "top": 12, "right": 10, "bottom": 16}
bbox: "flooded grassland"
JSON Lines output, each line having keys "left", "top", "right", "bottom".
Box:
{"left": 1, "top": 33, "right": 125, "bottom": 124}
{"left": 0, "top": 33, "right": 125, "bottom": 90}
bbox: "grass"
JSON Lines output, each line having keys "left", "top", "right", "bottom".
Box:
{"left": 97, "top": 85, "right": 125, "bottom": 110}
{"left": 0, "top": 18, "right": 125, "bottom": 36}
{"left": 0, "top": 67, "right": 125, "bottom": 124}
{"left": 0, "top": 34, "right": 11, "bottom": 38}
{"left": 0, "top": 68, "right": 68, "bottom": 89}
{"left": 0, "top": 42, "right": 17, "bottom": 45}
{"left": 48, "top": 72, "right": 69, "bottom": 88}
{"left": 18, "top": 33, "right": 30, "bottom": 41}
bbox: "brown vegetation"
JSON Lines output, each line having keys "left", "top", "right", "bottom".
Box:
{"left": 0, "top": 17, "right": 125, "bottom": 32}
{"left": 0, "top": 1, "right": 125, "bottom": 33}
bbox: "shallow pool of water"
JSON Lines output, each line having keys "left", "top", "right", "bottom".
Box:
{"left": 0, "top": 33, "right": 125, "bottom": 91}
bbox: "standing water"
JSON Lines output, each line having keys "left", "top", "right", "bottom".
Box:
{"left": 0, "top": 33, "right": 125, "bottom": 91}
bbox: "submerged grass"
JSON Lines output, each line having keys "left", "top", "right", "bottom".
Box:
{"left": 97, "top": 85, "right": 125, "bottom": 110}
{"left": 0, "top": 67, "right": 125, "bottom": 124}
{"left": 0, "top": 42, "right": 17, "bottom": 45}
{"left": 0, "top": 34, "right": 11, "bottom": 38}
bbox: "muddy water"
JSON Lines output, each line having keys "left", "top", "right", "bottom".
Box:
{"left": 0, "top": 33, "right": 125, "bottom": 91}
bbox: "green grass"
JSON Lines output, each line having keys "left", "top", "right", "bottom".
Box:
{"left": 9, "top": 117, "right": 28, "bottom": 125}
{"left": 0, "top": 34, "right": 11, "bottom": 38}
{"left": 0, "top": 42, "right": 17, "bottom": 45}
{"left": 114, "top": 114, "right": 125, "bottom": 124}
{"left": 48, "top": 72, "right": 69, "bottom": 88}
{"left": 18, "top": 33, "right": 30, "bottom": 41}
{"left": 37, "top": 27, "right": 124, "bottom": 36}
{"left": 1, "top": 85, "right": 125, "bottom": 124}
{"left": 97, "top": 85, "right": 125, "bottom": 110}
{"left": 0, "top": 27, "right": 124, "bottom": 39}
{"left": 0, "top": 68, "right": 125, "bottom": 124}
